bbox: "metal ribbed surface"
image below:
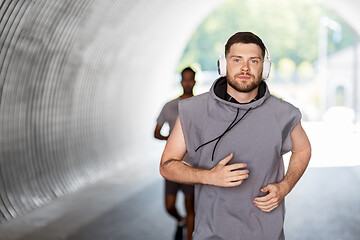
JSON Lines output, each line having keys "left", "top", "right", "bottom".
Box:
{"left": 0, "top": 0, "right": 224, "bottom": 223}
{"left": 0, "top": 0, "right": 137, "bottom": 222}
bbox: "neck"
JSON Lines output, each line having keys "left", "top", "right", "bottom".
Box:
{"left": 180, "top": 93, "right": 193, "bottom": 99}
{"left": 226, "top": 84, "right": 258, "bottom": 103}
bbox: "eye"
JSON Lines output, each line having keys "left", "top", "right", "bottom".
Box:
{"left": 251, "top": 59, "right": 258, "bottom": 64}
{"left": 234, "top": 58, "right": 240, "bottom": 63}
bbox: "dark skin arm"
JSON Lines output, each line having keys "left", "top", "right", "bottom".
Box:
{"left": 154, "top": 123, "right": 168, "bottom": 140}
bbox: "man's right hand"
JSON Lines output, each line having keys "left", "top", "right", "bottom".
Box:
{"left": 206, "top": 153, "right": 249, "bottom": 187}
{"left": 160, "top": 118, "right": 249, "bottom": 186}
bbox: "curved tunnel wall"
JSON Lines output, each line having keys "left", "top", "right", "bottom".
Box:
{"left": 1, "top": 0, "right": 360, "bottom": 224}
{"left": 0, "top": 0, "right": 223, "bottom": 222}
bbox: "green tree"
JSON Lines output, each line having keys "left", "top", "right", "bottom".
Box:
{"left": 177, "top": 0, "right": 358, "bottom": 74}
{"left": 278, "top": 58, "right": 296, "bottom": 83}
{"left": 297, "top": 61, "right": 315, "bottom": 82}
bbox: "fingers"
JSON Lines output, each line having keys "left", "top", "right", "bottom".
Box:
{"left": 254, "top": 195, "right": 279, "bottom": 212}
{"left": 254, "top": 184, "right": 283, "bottom": 213}
{"left": 210, "top": 153, "right": 249, "bottom": 187}
{"left": 254, "top": 193, "right": 272, "bottom": 203}
{"left": 225, "top": 166, "right": 249, "bottom": 179}
{"left": 229, "top": 163, "right": 248, "bottom": 171}
{"left": 254, "top": 196, "right": 279, "bottom": 212}
{"left": 212, "top": 170, "right": 247, "bottom": 186}
{"left": 227, "top": 172, "right": 249, "bottom": 182}
{"left": 255, "top": 201, "right": 279, "bottom": 212}
{"left": 218, "top": 153, "right": 233, "bottom": 166}
{"left": 261, "top": 186, "right": 270, "bottom": 193}
{"left": 254, "top": 195, "right": 277, "bottom": 205}
{"left": 254, "top": 185, "right": 274, "bottom": 202}
{"left": 218, "top": 153, "right": 247, "bottom": 170}
{"left": 226, "top": 180, "right": 244, "bottom": 187}
{"left": 227, "top": 168, "right": 249, "bottom": 176}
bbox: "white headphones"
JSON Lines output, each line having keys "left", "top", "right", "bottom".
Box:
{"left": 217, "top": 41, "right": 272, "bottom": 79}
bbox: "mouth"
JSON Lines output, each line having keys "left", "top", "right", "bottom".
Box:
{"left": 236, "top": 74, "right": 251, "bottom": 80}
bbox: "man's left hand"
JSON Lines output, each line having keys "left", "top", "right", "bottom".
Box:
{"left": 253, "top": 182, "right": 290, "bottom": 213}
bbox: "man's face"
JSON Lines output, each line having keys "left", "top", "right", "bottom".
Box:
{"left": 181, "top": 71, "right": 195, "bottom": 94}
{"left": 226, "top": 43, "right": 264, "bottom": 93}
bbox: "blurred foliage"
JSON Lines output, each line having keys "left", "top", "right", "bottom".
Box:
{"left": 278, "top": 58, "right": 296, "bottom": 82}
{"left": 297, "top": 61, "right": 315, "bottom": 81}
{"left": 177, "top": 0, "right": 359, "bottom": 74}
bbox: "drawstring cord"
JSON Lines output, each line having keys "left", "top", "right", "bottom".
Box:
{"left": 195, "top": 107, "right": 252, "bottom": 161}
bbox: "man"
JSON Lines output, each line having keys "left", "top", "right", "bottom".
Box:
{"left": 154, "top": 67, "right": 196, "bottom": 240}
{"left": 160, "top": 32, "right": 311, "bottom": 240}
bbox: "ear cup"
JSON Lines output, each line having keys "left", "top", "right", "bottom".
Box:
{"left": 217, "top": 54, "right": 227, "bottom": 77}
{"left": 262, "top": 59, "right": 271, "bottom": 79}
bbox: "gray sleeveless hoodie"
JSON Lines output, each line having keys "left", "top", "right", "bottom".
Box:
{"left": 178, "top": 77, "right": 301, "bottom": 240}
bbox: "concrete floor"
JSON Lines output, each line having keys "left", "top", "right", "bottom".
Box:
{"left": 285, "top": 166, "right": 360, "bottom": 240}
{"left": 1, "top": 141, "right": 360, "bottom": 240}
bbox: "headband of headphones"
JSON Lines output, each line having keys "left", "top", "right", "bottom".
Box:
{"left": 217, "top": 41, "right": 272, "bottom": 79}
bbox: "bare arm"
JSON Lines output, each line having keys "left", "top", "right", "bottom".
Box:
{"left": 254, "top": 122, "right": 311, "bottom": 212}
{"left": 159, "top": 117, "right": 249, "bottom": 187}
{"left": 279, "top": 122, "right": 312, "bottom": 192}
{"left": 154, "top": 123, "right": 168, "bottom": 140}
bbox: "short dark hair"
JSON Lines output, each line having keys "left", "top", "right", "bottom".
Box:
{"left": 224, "top": 32, "right": 266, "bottom": 58}
{"left": 181, "top": 67, "right": 196, "bottom": 76}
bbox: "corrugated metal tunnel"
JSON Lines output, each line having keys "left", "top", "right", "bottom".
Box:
{"left": 0, "top": 0, "right": 223, "bottom": 223}
{"left": 1, "top": 1, "right": 360, "bottom": 238}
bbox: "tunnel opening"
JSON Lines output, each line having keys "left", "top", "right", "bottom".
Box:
{"left": 169, "top": 0, "right": 360, "bottom": 169}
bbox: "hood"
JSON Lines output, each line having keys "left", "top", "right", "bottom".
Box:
{"left": 210, "top": 77, "right": 270, "bottom": 110}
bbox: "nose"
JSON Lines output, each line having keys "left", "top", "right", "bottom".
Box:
{"left": 241, "top": 62, "right": 249, "bottom": 72}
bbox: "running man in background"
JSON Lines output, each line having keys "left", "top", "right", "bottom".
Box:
{"left": 154, "top": 67, "right": 196, "bottom": 240}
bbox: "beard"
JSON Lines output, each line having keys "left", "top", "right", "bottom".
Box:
{"left": 227, "top": 73, "right": 262, "bottom": 93}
